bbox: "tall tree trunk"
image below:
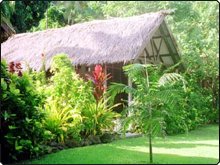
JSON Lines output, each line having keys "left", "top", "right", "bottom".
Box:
{"left": 145, "top": 65, "right": 153, "bottom": 163}
{"left": 149, "top": 132, "right": 153, "bottom": 163}
{"left": 149, "top": 105, "right": 153, "bottom": 164}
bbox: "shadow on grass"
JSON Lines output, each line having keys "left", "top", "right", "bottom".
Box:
{"left": 26, "top": 144, "right": 218, "bottom": 164}
{"left": 24, "top": 125, "right": 219, "bottom": 164}
{"left": 154, "top": 142, "right": 218, "bottom": 148}
{"left": 113, "top": 138, "right": 218, "bottom": 149}
{"left": 113, "top": 124, "right": 219, "bottom": 149}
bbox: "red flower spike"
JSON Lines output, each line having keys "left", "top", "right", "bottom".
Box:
{"left": 9, "top": 62, "right": 15, "bottom": 73}
{"left": 18, "top": 71, "right": 23, "bottom": 77}
{"left": 85, "top": 64, "right": 112, "bottom": 102}
{"left": 8, "top": 61, "right": 23, "bottom": 77}
{"left": 15, "top": 62, "right": 22, "bottom": 69}
{"left": 94, "top": 65, "right": 102, "bottom": 73}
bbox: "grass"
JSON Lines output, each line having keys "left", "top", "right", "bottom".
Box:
{"left": 25, "top": 124, "right": 219, "bottom": 164}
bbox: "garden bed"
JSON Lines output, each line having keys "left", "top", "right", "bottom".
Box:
{"left": 25, "top": 124, "right": 219, "bottom": 164}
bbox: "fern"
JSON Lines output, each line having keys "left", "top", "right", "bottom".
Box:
{"left": 159, "top": 73, "right": 186, "bottom": 91}
{"left": 107, "top": 82, "right": 136, "bottom": 104}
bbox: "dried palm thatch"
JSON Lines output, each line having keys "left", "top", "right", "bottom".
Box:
{"left": 1, "top": 10, "right": 176, "bottom": 71}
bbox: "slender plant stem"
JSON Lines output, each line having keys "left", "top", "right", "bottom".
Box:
{"left": 149, "top": 104, "right": 153, "bottom": 164}
{"left": 145, "top": 65, "right": 153, "bottom": 163}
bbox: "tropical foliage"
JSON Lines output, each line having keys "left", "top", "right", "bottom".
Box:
{"left": 1, "top": 61, "right": 46, "bottom": 163}
{"left": 1, "top": 1, "right": 51, "bottom": 33}
{"left": 86, "top": 65, "right": 111, "bottom": 102}
{"left": 1, "top": 55, "right": 121, "bottom": 163}
{"left": 108, "top": 63, "right": 186, "bottom": 163}
{"left": 1, "top": 1, "right": 218, "bottom": 164}
{"left": 30, "top": 4, "right": 66, "bottom": 32}
{"left": 43, "top": 54, "right": 92, "bottom": 143}
{"left": 81, "top": 98, "right": 120, "bottom": 136}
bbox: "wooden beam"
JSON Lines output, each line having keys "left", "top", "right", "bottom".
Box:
{"left": 127, "top": 60, "right": 133, "bottom": 119}
{"left": 159, "top": 26, "right": 178, "bottom": 64}
{"left": 152, "top": 38, "right": 162, "bottom": 61}
{"left": 162, "top": 22, "right": 180, "bottom": 56}
{"left": 150, "top": 39, "right": 156, "bottom": 61}
{"left": 128, "top": 77, "right": 132, "bottom": 107}
{"left": 159, "top": 55, "right": 164, "bottom": 63}
{"left": 160, "top": 23, "right": 185, "bottom": 71}
{"left": 152, "top": 35, "right": 170, "bottom": 39}
{"left": 144, "top": 48, "right": 152, "bottom": 60}
{"left": 138, "top": 58, "right": 156, "bottom": 64}
{"left": 104, "top": 64, "right": 107, "bottom": 89}
{"left": 147, "top": 53, "right": 179, "bottom": 58}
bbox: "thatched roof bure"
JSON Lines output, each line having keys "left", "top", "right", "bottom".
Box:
{"left": 1, "top": 10, "right": 179, "bottom": 71}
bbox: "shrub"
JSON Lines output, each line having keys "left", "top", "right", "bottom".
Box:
{"left": 163, "top": 77, "right": 216, "bottom": 135}
{"left": 84, "top": 64, "right": 120, "bottom": 137}
{"left": 43, "top": 54, "right": 94, "bottom": 143}
{"left": 1, "top": 60, "right": 46, "bottom": 163}
{"left": 43, "top": 54, "right": 121, "bottom": 142}
{"left": 81, "top": 98, "right": 120, "bottom": 136}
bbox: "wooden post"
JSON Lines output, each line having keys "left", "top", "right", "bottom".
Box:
{"left": 104, "top": 64, "right": 107, "bottom": 90}
{"left": 104, "top": 64, "right": 107, "bottom": 103}
{"left": 127, "top": 65, "right": 133, "bottom": 131}
{"left": 149, "top": 104, "right": 153, "bottom": 163}
{"left": 128, "top": 77, "right": 132, "bottom": 111}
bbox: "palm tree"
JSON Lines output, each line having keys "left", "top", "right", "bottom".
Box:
{"left": 108, "top": 63, "right": 186, "bottom": 164}
{"left": 1, "top": 1, "right": 16, "bottom": 43}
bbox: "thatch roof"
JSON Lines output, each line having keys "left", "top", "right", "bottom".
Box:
{"left": 1, "top": 10, "right": 177, "bottom": 71}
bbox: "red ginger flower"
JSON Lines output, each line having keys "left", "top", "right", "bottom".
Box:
{"left": 8, "top": 61, "right": 23, "bottom": 77}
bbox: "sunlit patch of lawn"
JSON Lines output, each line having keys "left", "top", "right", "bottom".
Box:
{"left": 25, "top": 124, "right": 219, "bottom": 164}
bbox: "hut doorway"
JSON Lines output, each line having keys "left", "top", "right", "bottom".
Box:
{"left": 107, "top": 63, "right": 128, "bottom": 113}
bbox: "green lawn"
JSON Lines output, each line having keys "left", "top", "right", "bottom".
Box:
{"left": 26, "top": 125, "right": 219, "bottom": 164}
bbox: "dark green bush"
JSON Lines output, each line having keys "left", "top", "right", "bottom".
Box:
{"left": 1, "top": 61, "right": 47, "bottom": 163}
{"left": 163, "top": 78, "right": 216, "bottom": 135}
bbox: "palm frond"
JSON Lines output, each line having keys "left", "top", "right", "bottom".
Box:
{"left": 163, "top": 61, "right": 183, "bottom": 73}
{"left": 143, "top": 117, "right": 164, "bottom": 136}
{"left": 123, "top": 63, "right": 155, "bottom": 77}
{"left": 107, "top": 82, "right": 136, "bottom": 103}
{"left": 120, "top": 114, "right": 137, "bottom": 136}
{"left": 158, "top": 73, "right": 187, "bottom": 91}
{"left": 149, "top": 88, "right": 182, "bottom": 104}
